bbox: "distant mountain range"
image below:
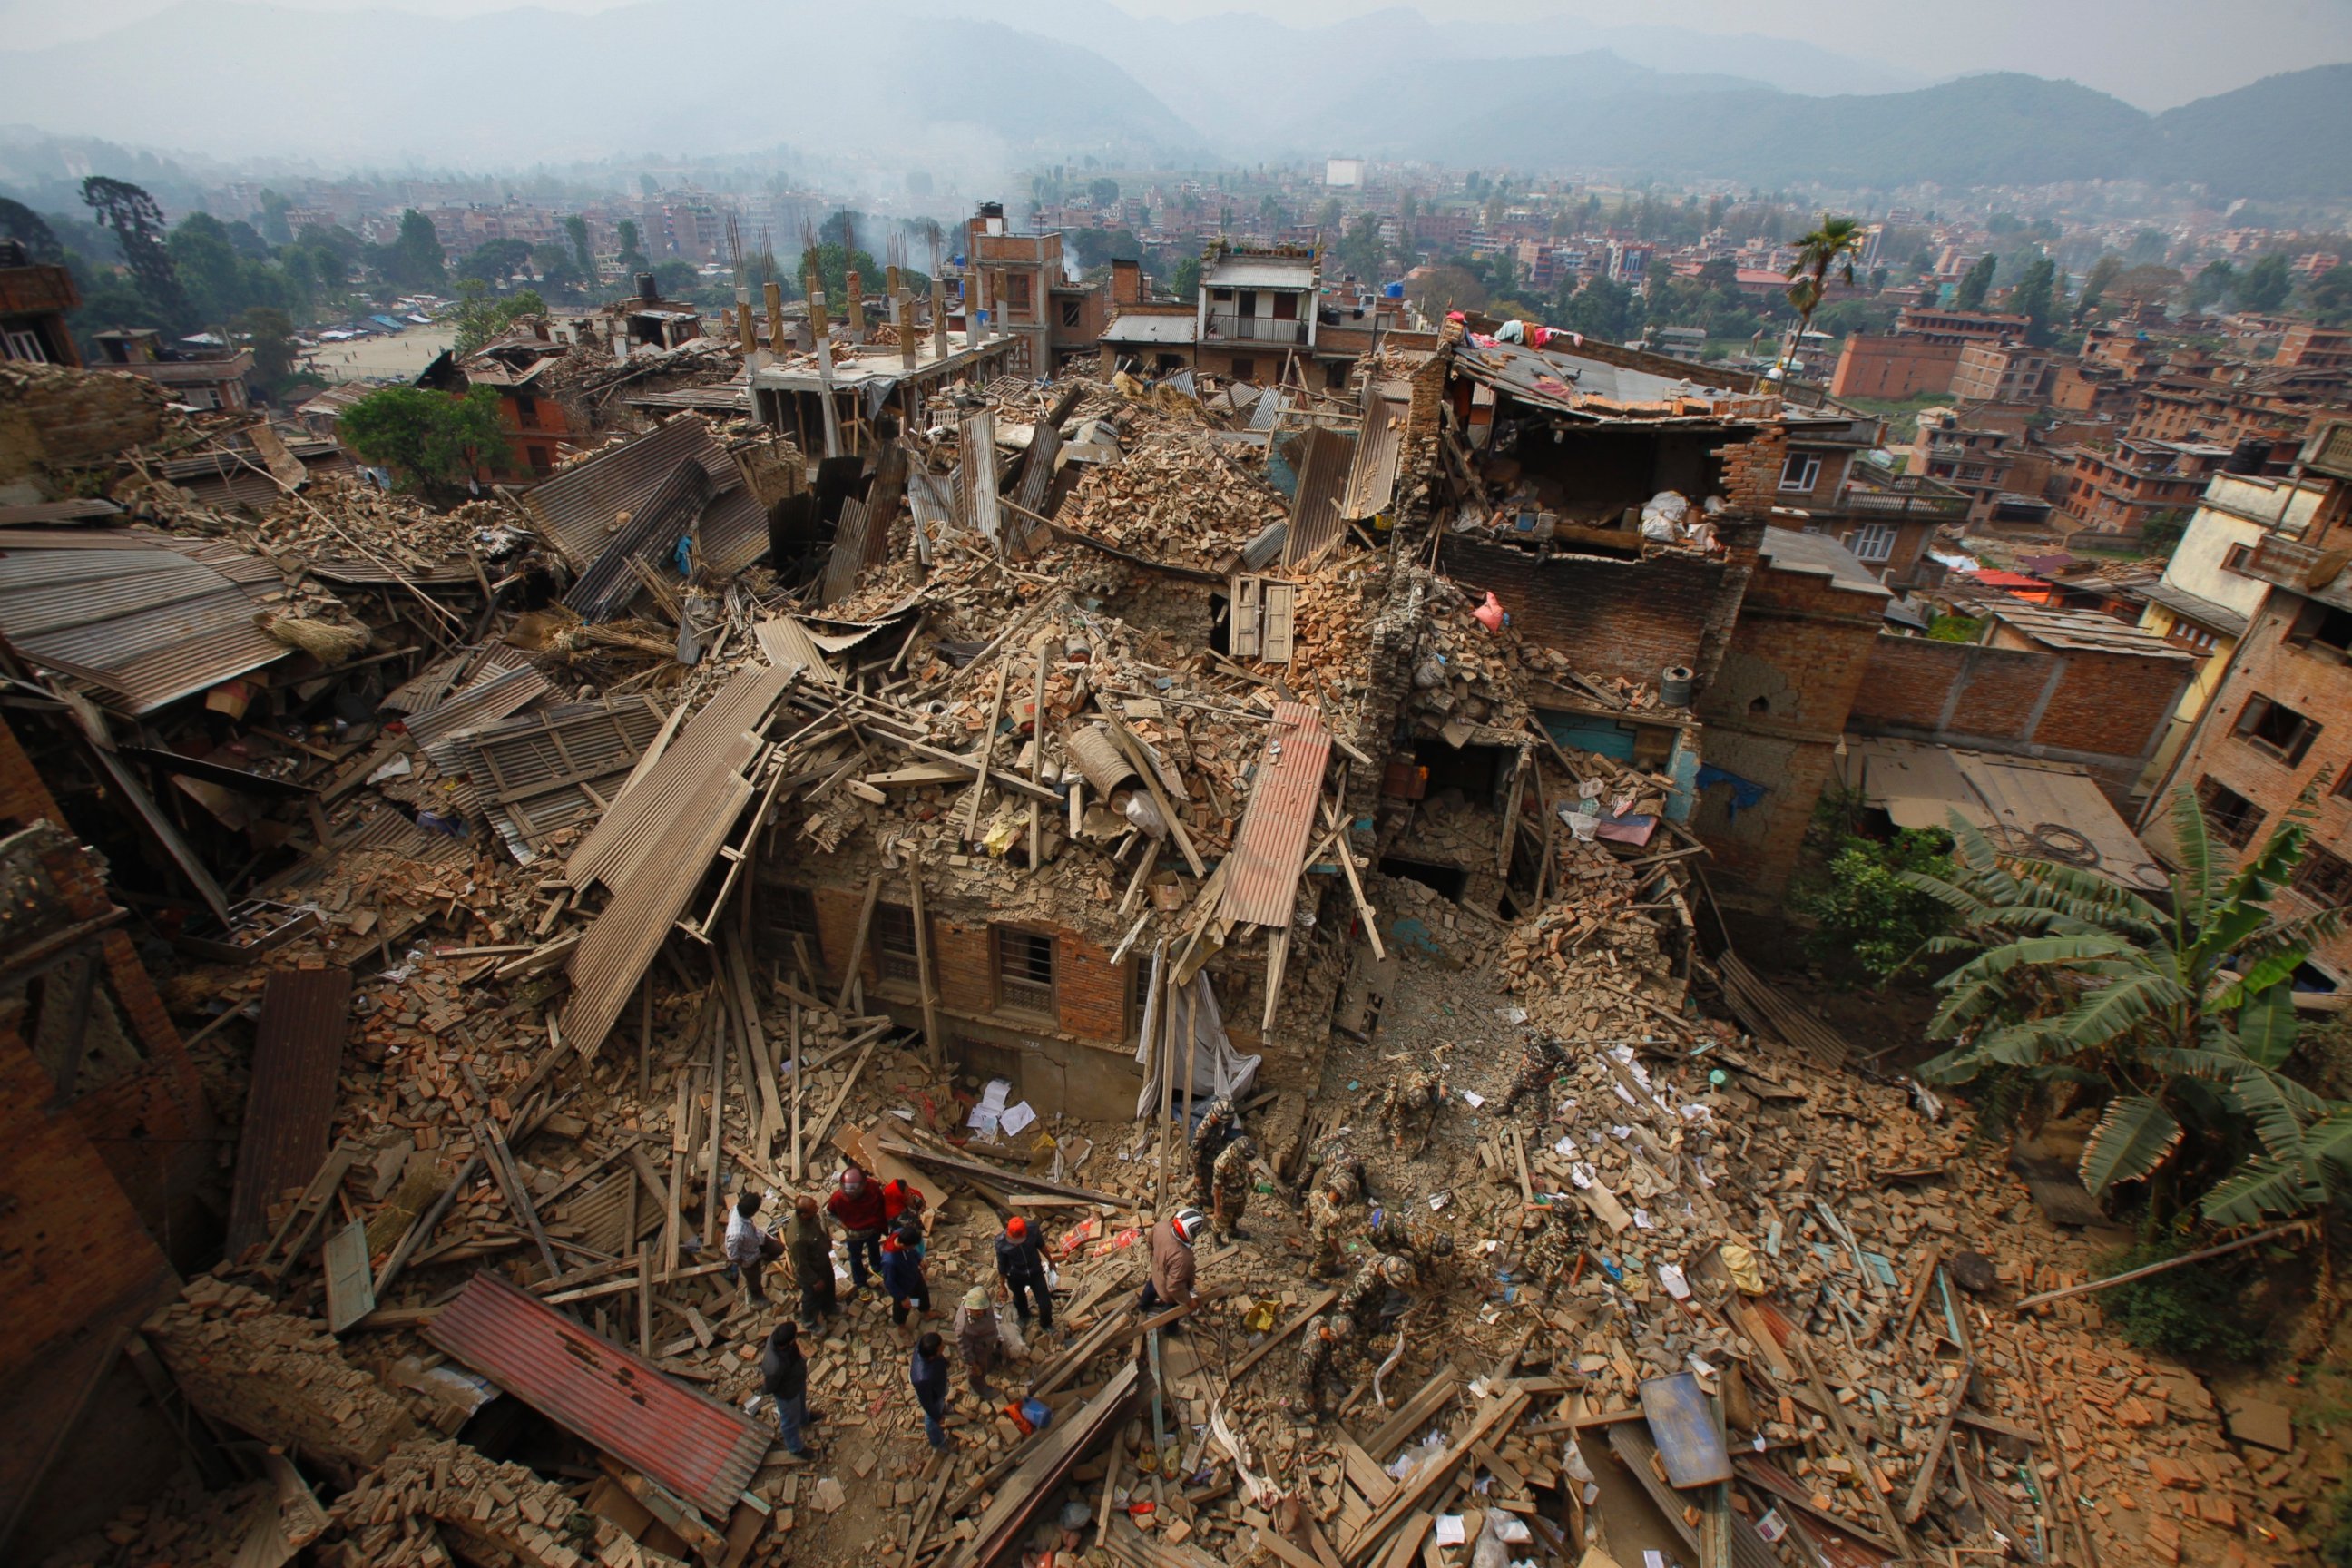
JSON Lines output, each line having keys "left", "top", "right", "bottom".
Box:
{"left": 0, "top": 0, "right": 2347, "bottom": 201}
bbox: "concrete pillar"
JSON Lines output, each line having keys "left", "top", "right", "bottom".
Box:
{"left": 845, "top": 270, "right": 864, "bottom": 345}
{"left": 898, "top": 290, "right": 916, "bottom": 372}
{"left": 762, "top": 281, "right": 784, "bottom": 362}
{"left": 931, "top": 277, "right": 949, "bottom": 363}
{"left": 734, "top": 290, "right": 756, "bottom": 358}
{"left": 808, "top": 290, "right": 841, "bottom": 459}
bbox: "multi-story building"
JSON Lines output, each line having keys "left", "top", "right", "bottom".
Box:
{"left": 1894, "top": 305, "right": 2030, "bottom": 345}
{"left": 1605, "top": 240, "right": 1653, "bottom": 287}
{"left": 90, "top": 328, "right": 252, "bottom": 412}
{"left": 1193, "top": 242, "right": 1318, "bottom": 384}
{"left": 2143, "top": 420, "right": 2352, "bottom": 979}
{"left": 0, "top": 240, "right": 80, "bottom": 365}
{"left": 2278, "top": 322, "right": 2352, "bottom": 371}
{"left": 2056, "top": 436, "right": 2234, "bottom": 534}
{"left": 2132, "top": 469, "right": 2329, "bottom": 786}
{"left": 1907, "top": 407, "right": 2036, "bottom": 525}
{"left": 1949, "top": 340, "right": 2050, "bottom": 405}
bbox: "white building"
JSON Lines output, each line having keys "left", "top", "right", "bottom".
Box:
{"left": 1324, "top": 158, "right": 1365, "bottom": 189}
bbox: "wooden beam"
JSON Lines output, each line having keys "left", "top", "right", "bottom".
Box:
{"left": 1225, "top": 1288, "right": 1338, "bottom": 1382}
{"left": 907, "top": 858, "right": 943, "bottom": 1079}
{"left": 877, "top": 1136, "right": 1125, "bottom": 1204}
{"left": 834, "top": 873, "right": 882, "bottom": 1014}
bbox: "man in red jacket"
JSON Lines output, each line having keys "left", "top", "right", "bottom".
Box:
{"left": 825, "top": 1162, "right": 888, "bottom": 1293}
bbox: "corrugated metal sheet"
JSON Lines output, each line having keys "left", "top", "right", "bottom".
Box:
{"left": 402, "top": 663, "right": 552, "bottom": 750}
{"left": 1216, "top": 701, "right": 1332, "bottom": 928}
{"left": 0, "top": 532, "right": 289, "bottom": 713}
{"left": 226, "top": 967, "right": 354, "bottom": 1255}
{"left": 1842, "top": 737, "right": 2167, "bottom": 890}
{"left": 565, "top": 660, "right": 790, "bottom": 891}
{"left": 1012, "top": 422, "right": 1062, "bottom": 524}
{"left": 1343, "top": 402, "right": 1403, "bottom": 521}
{"left": 560, "top": 764, "right": 755, "bottom": 1056}
{"left": 819, "top": 498, "right": 870, "bottom": 606}
{"left": 698, "top": 484, "right": 769, "bottom": 578}
{"left": 565, "top": 457, "right": 713, "bottom": 622}
{"left": 425, "top": 697, "right": 668, "bottom": 859}
{"left": 1283, "top": 426, "right": 1354, "bottom": 570}
{"left": 425, "top": 1272, "right": 768, "bottom": 1519}
{"left": 756, "top": 618, "right": 845, "bottom": 683}
{"left": 907, "top": 467, "right": 956, "bottom": 538}
{"left": 517, "top": 416, "right": 743, "bottom": 570}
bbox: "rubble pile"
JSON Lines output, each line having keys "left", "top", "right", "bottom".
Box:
{"left": 1, "top": 344, "right": 2312, "bottom": 1568}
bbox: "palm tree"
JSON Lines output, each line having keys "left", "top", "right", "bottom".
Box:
{"left": 1906, "top": 785, "right": 2352, "bottom": 1225}
{"left": 1777, "top": 213, "right": 1866, "bottom": 392}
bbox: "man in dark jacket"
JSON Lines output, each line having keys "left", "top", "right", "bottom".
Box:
{"left": 760, "top": 1323, "right": 818, "bottom": 1458}
{"left": 910, "top": 1331, "right": 953, "bottom": 1450}
{"left": 994, "top": 1215, "right": 1054, "bottom": 1333}
{"left": 825, "top": 1162, "right": 888, "bottom": 1292}
{"left": 879, "top": 1220, "right": 931, "bottom": 1328}
{"left": 786, "top": 1195, "right": 838, "bottom": 1330}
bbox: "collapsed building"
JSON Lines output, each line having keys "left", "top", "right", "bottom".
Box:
{"left": 0, "top": 313, "right": 2313, "bottom": 1568}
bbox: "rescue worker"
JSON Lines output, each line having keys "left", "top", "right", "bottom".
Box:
{"left": 1303, "top": 1152, "right": 1366, "bottom": 1279}
{"left": 1189, "top": 1097, "right": 1240, "bottom": 1203}
{"left": 952, "top": 1284, "right": 1002, "bottom": 1396}
{"left": 1335, "top": 1250, "right": 1416, "bottom": 1332}
{"left": 1210, "top": 1135, "right": 1259, "bottom": 1244}
{"left": 1378, "top": 1069, "right": 1445, "bottom": 1155}
{"left": 722, "top": 1190, "right": 783, "bottom": 1302}
{"left": 1141, "top": 1206, "right": 1208, "bottom": 1331}
{"left": 1497, "top": 1034, "right": 1568, "bottom": 1115}
{"left": 995, "top": 1215, "right": 1055, "bottom": 1334}
{"left": 1293, "top": 1311, "right": 1355, "bottom": 1423}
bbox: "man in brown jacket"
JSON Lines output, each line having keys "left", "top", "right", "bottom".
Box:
{"left": 1140, "top": 1207, "right": 1207, "bottom": 1333}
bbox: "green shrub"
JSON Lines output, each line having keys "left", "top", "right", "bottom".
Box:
{"left": 1926, "top": 614, "right": 1983, "bottom": 643}
{"left": 2095, "top": 1240, "right": 2265, "bottom": 1363}
{"left": 1794, "top": 829, "right": 1954, "bottom": 978}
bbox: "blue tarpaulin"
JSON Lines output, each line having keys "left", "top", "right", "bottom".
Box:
{"left": 1697, "top": 763, "right": 1768, "bottom": 820}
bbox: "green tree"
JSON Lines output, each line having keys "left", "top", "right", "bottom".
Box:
{"left": 338, "top": 384, "right": 511, "bottom": 498}
{"left": 531, "top": 241, "right": 585, "bottom": 298}
{"left": 564, "top": 214, "right": 594, "bottom": 286}
{"left": 167, "top": 211, "right": 244, "bottom": 324}
{"left": 1558, "top": 277, "right": 1638, "bottom": 341}
{"left": 1953, "top": 253, "right": 1997, "bottom": 310}
{"left": 1908, "top": 787, "right": 2351, "bottom": 1225}
{"left": 450, "top": 282, "right": 548, "bottom": 355}
{"left": 456, "top": 238, "right": 534, "bottom": 286}
{"left": 0, "top": 198, "right": 64, "bottom": 263}
{"left": 2010, "top": 257, "right": 2058, "bottom": 344}
{"left": 1796, "top": 828, "right": 1955, "bottom": 978}
{"left": 613, "top": 219, "right": 649, "bottom": 279}
{"left": 81, "top": 175, "right": 190, "bottom": 328}
{"left": 1313, "top": 197, "right": 1343, "bottom": 239}
{"left": 384, "top": 209, "right": 446, "bottom": 289}
{"left": 652, "top": 259, "right": 700, "bottom": 299}
{"left": 2238, "top": 253, "right": 2294, "bottom": 313}
{"left": 2112, "top": 262, "right": 2185, "bottom": 305}
{"left": 233, "top": 306, "right": 299, "bottom": 391}
{"left": 2307, "top": 265, "right": 2352, "bottom": 327}
{"left": 2075, "top": 253, "right": 2122, "bottom": 320}
{"left": 1090, "top": 177, "right": 1121, "bottom": 208}
{"left": 1780, "top": 213, "right": 1867, "bottom": 378}
{"left": 256, "top": 190, "right": 294, "bottom": 246}
{"left": 1171, "top": 254, "right": 1202, "bottom": 303}
{"left": 2189, "top": 260, "right": 2237, "bottom": 313}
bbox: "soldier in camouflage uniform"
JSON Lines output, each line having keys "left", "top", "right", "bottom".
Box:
{"left": 1497, "top": 1034, "right": 1568, "bottom": 1116}
{"left": 1335, "top": 1251, "right": 1416, "bottom": 1333}
{"left": 1302, "top": 1152, "right": 1366, "bottom": 1279}
{"left": 1293, "top": 1311, "right": 1354, "bottom": 1422}
{"left": 1210, "top": 1136, "right": 1259, "bottom": 1243}
{"left": 1377, "top": 1070, "right": 1444, "bottom": 1155}
{"left": 1189, "top": 1097, "right": 1240, "bottom": 1204}
{"left": 1516, "top": 1202, "right": 1580, "bottom": 1303}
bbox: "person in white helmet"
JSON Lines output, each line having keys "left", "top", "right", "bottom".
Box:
{"left": 1141, "top": 1206, "right": 1206, "bottom": 1331}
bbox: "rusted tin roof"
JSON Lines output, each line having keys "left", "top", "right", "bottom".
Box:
{"left": 226, "top": 966, "right": 353, "bottom": 1254}
{"left": 400, "top": 662, "right": 552, "bottom": 750}
{"left": 425, "top": 1272, "right": 768, "bottom": 1519}
{"left": 516, "top": 416, "right": 743, "bottom": 570}
{"left": 1283, "top": 426, "right": 1354, "bottom": 570}
{"left": 1216, "top": 701, "right": 1332, "bottom": 928}
{"left": 0, "top": 529, "right": 290, "bottom": 713}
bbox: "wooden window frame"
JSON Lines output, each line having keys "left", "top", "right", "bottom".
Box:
{"left": 874, "top": 903, "right": 921, "bottom": 985}
{"left": 2196, "top": 775, "right": 2263, "bottom": 848}
{"left": 2233, "top": 694, "right": 2320, "bottom": 766}
{"left": 992, "top": 925, "right": 1056, "bottom": 1018}
{"left": 2295, "top": 842, "right": 2352, "bottom": 907}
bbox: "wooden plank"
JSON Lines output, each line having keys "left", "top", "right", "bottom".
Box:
{"left": 1344, "top": 1394, "right": 1524, "bottom": 1563}
{"left": 1362, "top": 1366, "right": 1461, "bottom": 1461}
{"left": 877, "top": 1137, "right": 1125, "bottom": 1204}
{"left": 834, "top": 873, "right": 882, "bottom": 1014}
{"left": 322, "top": 1218, "right": 377, "bottom": 1333}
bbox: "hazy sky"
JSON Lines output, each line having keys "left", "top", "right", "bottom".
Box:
{"left": 5, "top": 0, "right": 2347, "bottom": 109}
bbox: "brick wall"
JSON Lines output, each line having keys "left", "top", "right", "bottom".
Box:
{"left": 1829, "top": 335, "right": 1962, "bottom": 401}
{"left": 0, "top": 363, "right": 169, "bottom": 489}
{"left": 1441, "top": 536, "right": 1732, "bottom": 688}
{"left": 1848, "top": 634, "right": 2188, "bottom": 801}
{"left": 1057, "top": 930, "right": 1130, "bottom": 1041}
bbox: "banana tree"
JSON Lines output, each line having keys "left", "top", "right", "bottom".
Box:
{"left": 1904, "top": 784, "right": 2352, "bottom": 1224}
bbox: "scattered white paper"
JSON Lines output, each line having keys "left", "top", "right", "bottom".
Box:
{"left": 1553, "top": 1134, "right": 1577, "bottom": 1156}
{"left": 1433, "top": 1516, "right": 1466, "bottom": 1547}
{"left": 1632, "top": 1208, "right": 1654, "bottom": 1230}
{"left": 1644, "top": 1552, "right": 1667, "bottom": 1568}
{"left": 368, "top": 754, "right": 413, "bottom": 783}
{"left": 969, "top": 1078, "right": 1013, "bottom": 1136}
{"left": 1458, "top": 1089, "right": 1485, "bottom": 1109}
{"left": 999, "top": 1100, "right": 1037, "bottom": 1137}
{"left": 1657, "top": 1263, "right": 1690, "bottom": 1299}
{"left": 1612, "top": 1083, "right": 1639, "bottom": 1106}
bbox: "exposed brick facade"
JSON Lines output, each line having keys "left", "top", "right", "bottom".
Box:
{"left": 1847, "top": 633, "right": 2190, "bottom": 803}
{"left": 1440, "top": 536, "right": 1733, "bottom": 689}
{"left": 1828, "top": 334, "right": 1961, "bottom": 400}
